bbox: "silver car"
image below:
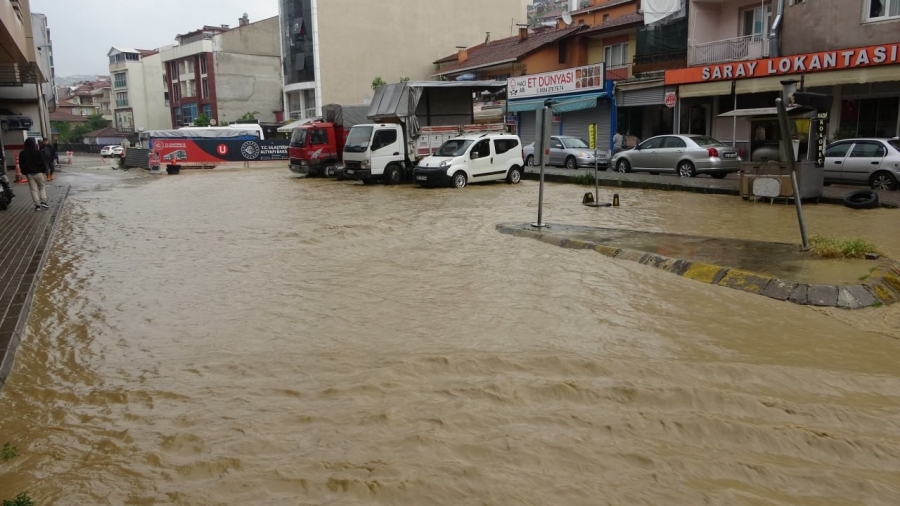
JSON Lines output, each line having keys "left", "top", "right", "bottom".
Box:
{"left": 523, "top": 135, "right": 609, "bottom": 170}
{"left": 823, "top": 138, "right": 900, "bottom": 191}
{"left": 611, "top": 134, "right": 741, "bottom": 178}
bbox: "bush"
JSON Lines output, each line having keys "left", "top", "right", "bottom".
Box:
{"left": 809, "top": 234, "right": 880, "bottom": 259}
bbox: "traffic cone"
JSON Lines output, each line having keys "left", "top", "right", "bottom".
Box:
{"left": 66, "top": 151, "right": 72, "bottom": 164}
{"left": 14, "top": 152, "right": 27, "bottom": 184}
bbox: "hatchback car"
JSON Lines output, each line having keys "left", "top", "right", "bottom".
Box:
{"left": 523, "top": 135, "right": 608, "bottom": 169}
{"left": 0, "top": 108, "right": 33, "bottom": 131}
{"left": 823, "top": 138, "right": 900, "bottom": 191}
{"left": 610, "top": 134, "right": 741, "bottom": 178}
{"left": 100, "top": 145, "right": 124, "bottom": 157}
{"left": 413, "top": 134, "right": 524, "bottom": 188}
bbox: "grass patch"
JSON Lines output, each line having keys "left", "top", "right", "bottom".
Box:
{"left": 858, "top": 266, "right": 878, "bottom": 281}
{"left": 569, "top": 173, "right": 597, "bottom": 186}
{"left": 3, "top": 493, "right": 33, "bottom": 506}
{"left": 1, "top": 442, "right": 16, "bottom": 461}
{"left": 809, "top": 234, "right": 880, "bottom": 259}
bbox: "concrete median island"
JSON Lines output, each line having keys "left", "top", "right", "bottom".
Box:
{"left": 497, "top": 223, "right": 900, "bottom": 309}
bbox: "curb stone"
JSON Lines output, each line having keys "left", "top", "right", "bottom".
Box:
{"left": 496, "top": 223, "right": 899, "bottom": 310}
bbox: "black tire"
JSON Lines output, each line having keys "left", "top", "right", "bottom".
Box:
{"left": 322, "top": 162, "right": 339, "bottom": 177}
{"left": 525, "top": 155, "right": 535, "bottom": 167}
{"left": 565, "top": 156, "right": 577, "bottom": 170}
{"left": 0, "top": 196, "right": 8, "bottom": 211}
{"left": 452, "top": 171, "right": 467, "bottom": 188}
{"left": 842, "top": 189, "right": 879, "bottom": 210}
{"left": 869, "top": 171, "right": 898, "bottom": 191}
{"left": 615, "top": 159, "right": 630, "bottom": 173}
{"left": 506, "top": 165, "right": 522, "bottom": 184}
{"left": 384, "top": 165, "right": 403, "bottom": 185}
{"left": 710, "top": 172, "right": 728, "bottom": 179}
{"left": 0, "top": 121, "right": 7, "bottom": 131}
{"left": 677, "top": 160, "right": 696, "bottom": 177}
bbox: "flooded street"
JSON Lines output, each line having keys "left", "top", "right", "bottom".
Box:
{"left": 1, "top": 167, "right": 899, "bottom": 505}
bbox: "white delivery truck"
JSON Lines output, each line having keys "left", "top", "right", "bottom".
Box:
{"left": 342, "top": 81, "right": 508, "bottom": 185}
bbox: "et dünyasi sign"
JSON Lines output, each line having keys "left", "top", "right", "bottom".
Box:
{"left": 665, "top": 43, "right": 900, "bottom": 85}
{"left": 508, "top": 63, "right": 606, "bottom": 99}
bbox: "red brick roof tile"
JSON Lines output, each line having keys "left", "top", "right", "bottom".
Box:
{"left": 579, "top": 12, "right": 644, "bottom": 36}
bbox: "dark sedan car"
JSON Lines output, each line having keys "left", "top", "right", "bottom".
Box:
{"left": 0, "top": 108, "right": 32, "bottom": 131}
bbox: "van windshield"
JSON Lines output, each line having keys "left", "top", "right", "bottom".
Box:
{"left": 290, "top": 128, "right": 306, "bottom": 147}
{"left": 345, "top": 126, "right": 373, "bottom": 153}
{"left": 435, "top": 139, "right": 473, "bottom": 157}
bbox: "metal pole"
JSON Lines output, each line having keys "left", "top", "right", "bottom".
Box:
{"left": 533, "top": 103, "right": 552, "bottom": 227}
{"left": 776, "top": 97, "right": 809, "bottom": 250}
{"left": 594, "top": 148, "right": 599, "bottom": 203}
{"left": 732, "top": 81, "right": 737, "bottom": 148}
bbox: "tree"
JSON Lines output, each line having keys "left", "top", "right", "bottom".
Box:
{"left": 53, "top": 114, "right": 110, "bottom": 143}
{"left": 371, "top": 76, "right": 386, "bottom": 90}
{"left": 193, "top": 113, "right": 211, "bottom": 127}
{"left": 237, "top": 111, "right": 259, "bottom": 122}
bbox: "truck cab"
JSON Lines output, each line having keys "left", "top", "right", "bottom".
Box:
{"left": 342, "top": 123, "right": 408, "bottom": 185}
{"left": 288, "top": 122, "right": 347, "bottom": 177}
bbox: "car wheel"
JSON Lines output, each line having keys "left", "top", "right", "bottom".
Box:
{"left": 322, "top": 163, "right": 339, "bottom": 177}
{"left": 869, "top": 171, "right": 898, "bottom": 191}
{"left": 565, "top": 156, "right": 577, "bottom": 170}
{"left": 677, "top": 161, "right": 696, "bottom": 177}
{"left": 452, "top": 171, "right": 467, "bottom": 188}
{"left": 0, "top": 121, "right": 7, "bottom": 131}
{"left": 384, "top": 164, "right": 403, "bottom": 185}
{"left": 615, "top": 159, "right": 630, "bottom": 173}
{"left": 525, "top": 155, "right": 535, "bottom": 166}
{"left": 506, "top": 165, "right": 522, "bottom": 184}
{"left": 710, "top": 172, "right": 728, "bottom": 179}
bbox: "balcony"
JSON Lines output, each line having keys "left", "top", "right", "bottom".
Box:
{"left": 688, "top": 34, "right": 768, "bottom": 66}
{"left": 633, "top": 51, "right": 687, "bottom": 75}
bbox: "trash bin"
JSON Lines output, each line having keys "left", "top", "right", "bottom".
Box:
{"left": 166, "top": 164, "right": 181, "bottom": 175}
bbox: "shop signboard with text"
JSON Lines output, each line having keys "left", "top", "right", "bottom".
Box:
{"left": 666, "top": 43, "right": 900, "bottom": 85}
{"left": 507, "top": 63, "right": 606, "bottom": 99}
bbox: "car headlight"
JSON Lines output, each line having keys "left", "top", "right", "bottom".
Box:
{"left": 578, "top": 151, "right": 592, "bottom": 158}
{"left": 439, "top": 159, "right": 453, "bottom": 168}
{"left": 361, "top": 160, "right": 370, "bottom": 169}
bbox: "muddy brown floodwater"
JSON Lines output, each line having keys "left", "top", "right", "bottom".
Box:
{"left": 1, "top": 167, "right": 899, "bottom": 505}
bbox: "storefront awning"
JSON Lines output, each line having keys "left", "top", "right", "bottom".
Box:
{"left": 678, "top": 81, "right": 732, "bottom": 99}
{"left": 507, "top": 92, "right": 607, "bottom": 113}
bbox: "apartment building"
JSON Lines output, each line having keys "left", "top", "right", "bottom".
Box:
{"left": 159, "top": 16, "right": 282, "bottom": 127}
{"left": 56, "top": 79, "right": 111, "bottom": 119}
{"left": 108, "top": 47, "right": 170, "bottom": 133}
{"left": 279, "top": 0, "right": 530, "bottom": 121}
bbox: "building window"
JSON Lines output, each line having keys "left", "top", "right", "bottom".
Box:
{"left": 82, "top": 109, "right": 89, "bottom": 116}
{"left": 125, "top": 52, "right": 139, "bottom": 61}
{"left": 202, "top": 103, "right": 212, "bottom": 119}
{"left": 164, "top": 91, "right": 170, "bottom": 108}
{"left": 170, "top": 62, "right": 179, "bottom": 80}
{"left": 741, "top": 3, "right": 773, "bottom": 40}
{"left": 558, "top": 42, "right": 568, "bottom": 64}
{"left": 181, "top": 59, "right": 194, "bottom": 75}
{"left": 182, "top": 103, "right": 198, "bottom": 125}
{"left": 603, "top": 14, "right": 609, "bottom": 22}
{"left": 838, "top": 97, "right": 900, "bottom": 138}
{"left": 200, "top": 55, "right": 207, "bottom": 75}
{"left": 174, "top": 107, "right": 182, "bottom": 127}
{"left": 604, "top": 42, "right": 629, "bottom": 67}
{"left": 172, "top": 83, "right": 181, "bottom": 102}
{"left": 186, "top": 79, "right": 196, "bottom": 98}
{"left": 113, "top": 72, "right": 127, "bottom": 88}
{"left": 201, "top": 78, "right": 209, "bottom": 98}
{"left": 115, "top": 92, "right": 128, "bottom": 107}
{"left": 867, "top": 0, "right": 900, "bottom": 20}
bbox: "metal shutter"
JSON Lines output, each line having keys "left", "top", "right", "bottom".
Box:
{"left": 616, "top": 86, "right": 666, "bottom": 107}
{"left": 518, "top": 111, "right": 537, "bottom": 146}
{"left": 561, "top": 101, "right": 612, "bottom": 153}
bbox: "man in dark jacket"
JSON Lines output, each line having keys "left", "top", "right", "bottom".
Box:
{"left": 41, "top": 138, "right": 58, "bottom": 181}
{"left": 20, "top": 137, "right": 48, "bottom": 211}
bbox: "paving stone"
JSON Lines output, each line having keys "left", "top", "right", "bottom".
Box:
{"left": 717, "top": 269, "right": 773, "bottom": 294}
{"left": 788, "top": 284, "right": 809, "bottom": 305}
{"left": 807, "top": 284, "right": 839, "bottom": 307}
{"left": 762, "top": 279, "right": 797, "bottom": 301}
{"left": 837, "top": 286, "right": 877, "bottom": 309}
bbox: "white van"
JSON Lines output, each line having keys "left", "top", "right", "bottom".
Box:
{"left": 412, "top": 134, "right": 524, "bottom": 188}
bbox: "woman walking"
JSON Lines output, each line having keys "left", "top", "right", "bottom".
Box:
{"left": 20, "top": 137, "right": 49, "bottom": 211}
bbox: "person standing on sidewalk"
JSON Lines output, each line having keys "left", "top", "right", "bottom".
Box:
{"left": 612, "top": 129, "right": 624, "bottom": 156}
{"left": 20, "top": 137, "right": 49, "bottom": 211}
{"left": 41, "top": 138, "right": 57, "bottom": 181}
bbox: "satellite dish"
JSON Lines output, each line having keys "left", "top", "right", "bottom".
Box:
{"left": 209, "top": 119, "right": 217, "bottom": 125}
{"left": 561, "top": 11, "right": 573, "bottom": 26}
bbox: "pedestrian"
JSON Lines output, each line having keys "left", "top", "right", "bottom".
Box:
{"left": 41, "top": 138, "right": 57, "bottom": 181}
{"left": 612, "top": 129, "right": 624, "bottom": 156}
{"left": 20, "top": 137, "right": 49, "bottom": 211}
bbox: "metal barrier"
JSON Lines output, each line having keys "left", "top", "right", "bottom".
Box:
{"left": 124, "top": 148, "right": 150, "bottom": 169}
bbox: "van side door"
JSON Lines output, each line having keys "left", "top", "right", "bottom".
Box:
{"left": 370, "top": 127, "right": 400, "bottom": 176}
{"left": 468, "top": 139, "right": 494, "bottom": 179}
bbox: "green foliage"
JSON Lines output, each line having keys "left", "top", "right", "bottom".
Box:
{"left": 237, "top": 111, "right": 259, "bottom": 122}
{"left": 371, "top": 76, "right": 386, "bottom": 90}
{"left": 53, "top": 114, "right": 111, "bottom": 143}
{"left": 809, "top": 234, "right": 880, "bottom": 259}
{"left": 399, "top": 76, "right": 410, "bottom": 83}
{"left": 2, "top": 493, "right": 33, "bottom": 506}
{"left": 193, "top": 113, "right": 211, "bottom": 127}
{"left": 569, "top": 173, "right": 597, "bottom": 185}
{"left": 1, "top": 442, "right": 17, "bottom": 461}
{"left": 831, "top": 127, "right": 857, "bottom": 141}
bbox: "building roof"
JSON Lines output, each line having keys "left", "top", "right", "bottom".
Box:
{"left": 50, "top": 111, "right": 89, "bottom": 123}
{"left": 57, "top": 99, "right": 80, "bottom": 107}
{"left": 83, "top": 126, "right": 124, "bottom": 138}
{"left": 579, "top": 12, "right": 644, "bottom": 36}
{"left": 434, "top": 25, "right": 585, "bottom": 76}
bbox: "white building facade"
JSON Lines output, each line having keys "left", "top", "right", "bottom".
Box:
{"left": 108, "top": 47, "right": 170, "bottom": 134}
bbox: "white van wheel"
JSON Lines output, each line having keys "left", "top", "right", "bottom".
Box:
{"left": 452, "top": 171, "right": 467, "bottom": 188}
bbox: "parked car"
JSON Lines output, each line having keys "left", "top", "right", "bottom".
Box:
{"left": 413, "top": 134, "right": 524, "bottom": 188}
{"left": 824, "top": 137, "right": 900, "bottom": 191}
{"left": 523, "top": 135, "right": 608, "bottom": 169}
{"left": 0, "top": 108, "right": 33, "bottom": 131}
{"left": 100, "top": 145, "right": 124, "bottom": 157}
{"left": 610, "top": 134, "right": 741, "bottom": 178}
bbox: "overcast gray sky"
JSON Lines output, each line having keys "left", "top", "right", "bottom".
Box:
{"left": 31, "top": 0, "right": 279, "bottom": 77}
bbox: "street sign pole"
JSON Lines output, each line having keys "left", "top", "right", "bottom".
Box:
{"left": 591, "top": 123, "right": 599, "bottom": 202}
{"left": 533, "top": 101, "right": 553, "bottom": 228}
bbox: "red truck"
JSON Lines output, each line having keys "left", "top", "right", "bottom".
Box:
{"left": 288, "top": 103, "right": 369, "bottom": 177}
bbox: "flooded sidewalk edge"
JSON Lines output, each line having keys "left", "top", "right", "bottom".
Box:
{"left": 497, "top": 223, "right": 900, "bottom": 310}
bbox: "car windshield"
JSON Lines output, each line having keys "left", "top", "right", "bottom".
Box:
{"left": 888, "top": 139, "right": 900, "bottom": 152}
{"left": 561, "top": 137, "right": 590, "bottom": 149}
{"left": 290, "top": 128, "right": 306, "bottom": 147}
{"left": 435, "top": 139, "right": 473, "bottom": 157}
{"left": 344, "top": 126, "right": 373, "bottom": 152}
{"left": 690, "top": 136, "right": 727, "bottom": 147}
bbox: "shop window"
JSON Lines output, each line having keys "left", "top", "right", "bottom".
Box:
{"left": 867, "top": 0, "right": 900, "bottom": 21}
{"left": 838, "top": 97, "right": 899, "bottom": 138}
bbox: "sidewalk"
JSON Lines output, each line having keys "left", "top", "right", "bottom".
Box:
{"left": 0, "top": 173, "right": 69, "bottom": 392}
{"left": 524, "top": 166, "right": 900, "bottom": 208}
